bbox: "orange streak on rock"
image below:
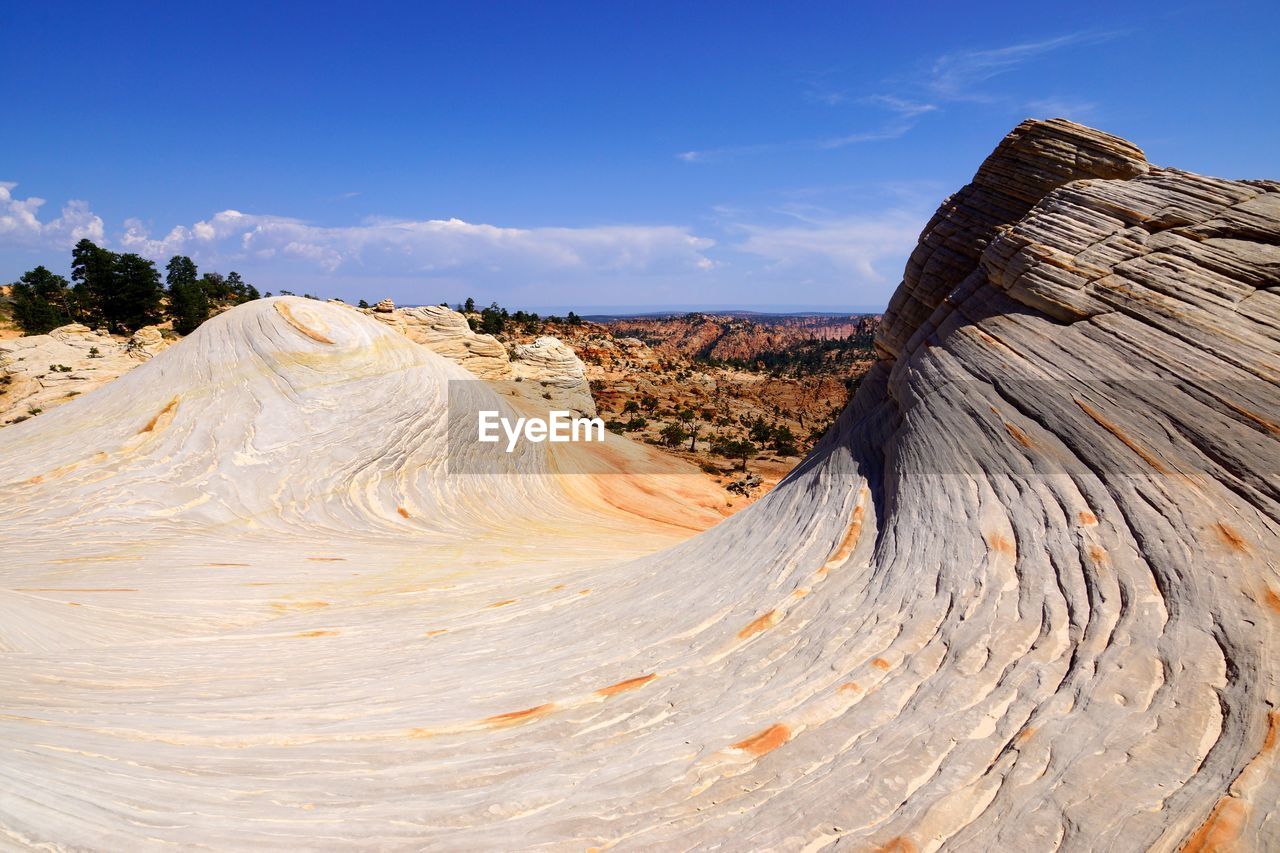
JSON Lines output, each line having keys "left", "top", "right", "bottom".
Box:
{"left": 874, "top": 837, "right": 917, "bottom": 853}
{"left": 839, "top": 682, "right": 861, "bottom": 694}
{"left": 294, "top": 630, "right": 338, "bottom": 638}
{"left": 274, "top": 301, "right": 334, "bottom": 344}
{"left": 1087, "top": 544, "right": 1109, "bottom": 566}
{"left": 396, "top": 507, "right": 411, "bottom": 519}
{"left": 738, "top": 609, "right": 779, "bottom": 639}
{"left": 596, "top": 673, "right": 658, "bottom": 697}
{"left": 1075, "top": 399, "right": 1171, "bottom": 474}
{"left": 1004, "top": 422, "right": 1034, "bottom": 449}
{"left": 483, "top": 704, "right": 555, "bottom": 728}
{"left": 1213, "top": 523, "right": 1250, "bottom": 554}
{"left": 732, "top": 723, "right": 791, "bottom": 756}
{"left": 487, "top": 599, "right": 516, "bottom": 609}
{"left": 1262, "top": 588, "right": 1280, "bottom": 616}
{"left": 1222, "top": 398, "right": 1280, "bottom": 435}
{"left": 138, "top": 396, "right": 180, "bottom": 434}
{"left": 1079, "top": 511, "right": 1098, "bottom": 525}
{"left": 871, "top": 658, "right": 891, "bottom": 671}
{"left": 306, "top": 557, "right": 346, "bottom": 562}
{"left": 271, "top": 601, "right": 329, "bottom": 613}
{"left": 819, "top": 498, "right": 867, "bottom": 576}
{"left": 424, "top": 629, "right": 448, "bottom": 637}
{"left": 985, "top": 532, "right": 1016, "bottom": 557}
{"left": 1182, "top": 796, "right": 1246, "bottom": 853}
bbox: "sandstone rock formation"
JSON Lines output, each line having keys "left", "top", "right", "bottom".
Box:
{"left": 369, "top": 303, "right": 512, "bottom": 380}
{"left": 368, "top": 303, "right": 597, "bottom": 416}
{"left": 510, "top": 335, "right": 596, "bottom": 417}
{"left": 0, "top": 121, "right": 1276, "bottom": 850}
{"left": 0, "top": 323, "right": 169, "bottom": 425}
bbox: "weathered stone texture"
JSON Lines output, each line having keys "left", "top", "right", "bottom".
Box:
{"left": 0, "top": 121, "right": 1276, "bottom": 850}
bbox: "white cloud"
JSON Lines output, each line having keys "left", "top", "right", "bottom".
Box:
{"left": 0, "top": 182, "right": 104, "bottom": 249}
{"left": 863, "top": 95, "right": 938, "bottom": 119}
{"left": 728, "top": 209, "right": 923, "bottom": 282}
{"left": 116, "top": 209, "right": 716, "bottom": 280}
{"left": 0, "top": 181, "right": 923, "bottom": 308}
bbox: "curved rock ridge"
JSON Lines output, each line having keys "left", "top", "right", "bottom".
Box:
{"left": 877, "top": 118, "right": 1149, "bottom": 360}
{"left": 1, "top": 121, "right": 1277, "bottom": 850}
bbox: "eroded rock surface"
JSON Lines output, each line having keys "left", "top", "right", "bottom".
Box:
{"left": 369, "top": 303, "right": 597, "bottom": 415}
{"left": 369, "top": 303, "right": 512, "bottom": 380}
{"left": 0, "top": 121, "right": 1276, "bottom": 850}
{"left": 0, "top": 323, "right": 169, "bottom": 425}
{"left": 510, "top": 335, "right": 596, "bottom": 417}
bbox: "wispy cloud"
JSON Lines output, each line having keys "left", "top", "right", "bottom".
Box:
{"left": 678, "top": 29, "right": 1120, "bottom": 163}
{"left": 678, "top": 94, "right": 935, "bottom": 163}
{"left": 718, "top": 201, "right": 926, "bottom": 289}
{"left": 1023, "top": 97, "right": 1098, "bottom": 120}
{"left": 925, "top": 31, "right": 1120, "bottom": 102}
{"left": 0, "top": 182, "right": 104, "bottom": 249}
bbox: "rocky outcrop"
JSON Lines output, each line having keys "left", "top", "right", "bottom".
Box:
{"left": 877, "top": 118, "right": 1148, "bottom": 359}
{"left": 0, "top": 323, "right": 169, "bottom": 425}
{"left": 510, "top": 335, "right": 596, "bottom": 417}
{"left": 0, "top": 122, "right": 1275, "bottom": 850}
{"left": 369, "top": 304, "right": 512, "bottom": 380}
{"left": 835, "top": 120, "right": 1279, "bottom": 849}
{"left": 577, "top": 335, "right": 661, "bottom": 370}
{"left": 368, "top": 304, "right": 596, "bottom": 415}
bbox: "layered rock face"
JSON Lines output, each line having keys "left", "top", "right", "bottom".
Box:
{"left": 877, "top": 118, "right": 1149, "bottom": 359}
{"left": 0, "top": 323, "right": 169, "bottom": 425}
{"left": 510, "top": 335, "right": 597, "bottom": 417}
{"left": 368, "top": 303, "right": 512, "bottom": 379}
{"left": 0, "top": 121, "right": 1276, "bottom": 850}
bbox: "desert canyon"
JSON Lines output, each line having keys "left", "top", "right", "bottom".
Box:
{"left": 1, "top": 118, "right": 1277, "bottom": 850}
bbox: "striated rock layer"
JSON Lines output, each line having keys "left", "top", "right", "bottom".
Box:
{"left": 0, "top": 120, "right": 1277, "bottom": 850}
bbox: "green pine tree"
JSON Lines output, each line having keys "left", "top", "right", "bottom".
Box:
{"left": 10, "top": 266, "right": 74, "bottom": 334}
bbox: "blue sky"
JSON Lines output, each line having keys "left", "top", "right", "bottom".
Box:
{"left": 2, "top": 1, "right": 1276, "bottom": 312}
